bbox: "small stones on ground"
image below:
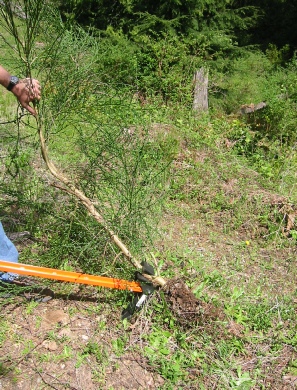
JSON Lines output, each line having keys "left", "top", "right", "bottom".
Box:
{"left": 42, "top": 340, "right": 58, "bottom": 351}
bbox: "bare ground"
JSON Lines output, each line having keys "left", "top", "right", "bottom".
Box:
{"left": 0, "top": 203, "right": 296, "bottom": 389}
{"left": 0, "top": 295, "right": 165, "bottom": 390}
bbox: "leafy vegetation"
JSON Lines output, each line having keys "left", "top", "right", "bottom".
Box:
{"left": 0, "top": 0, "right": 296, "bottom": 389}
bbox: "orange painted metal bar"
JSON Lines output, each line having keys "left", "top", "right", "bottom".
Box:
{"left": 0, "top": 260, "right": 142, "bottom": 293}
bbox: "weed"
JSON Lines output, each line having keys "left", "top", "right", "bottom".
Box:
{"left": 0, "top": 362, "right": 9, "bottom": 376}
{"left": 21, "top": 339, "right": 35, "bottom": 356}
{"left": 24, "top": 300, "right": 39, "bottom": 315}
{"left": 142, "top": 327, "right": 200, "bottom": 384}
{"left": 230, "top": 367, "right": 256, "bottom": 389}
{"left": 0, "top": 320, "right": 9, "bottom": 346}
{"left": 112, "top": 336, "right": 128, "bottom": 356}
{"left": 59, "top": 345, "right": 73, "bottom": 361}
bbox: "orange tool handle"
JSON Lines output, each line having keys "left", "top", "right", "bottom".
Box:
{"left": 0, "top": 260, "right": 142, "bottom": 293}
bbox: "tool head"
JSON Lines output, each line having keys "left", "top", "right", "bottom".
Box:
{"left": 121, "top": 265, "right": 156, "bottom": 320}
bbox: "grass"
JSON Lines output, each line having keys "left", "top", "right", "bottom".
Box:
{"left": 1, "top": 103, "right": 297, "bottom": 388}
{"left": 0, "top": 8, "right": 297, "bottom": 389}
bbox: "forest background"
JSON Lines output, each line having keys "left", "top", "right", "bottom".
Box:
{"left": 0, "top": 0, "right": 297, "bottom": 389}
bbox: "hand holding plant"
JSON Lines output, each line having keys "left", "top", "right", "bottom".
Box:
{"left": 12, "top": 78, "right": 41, "bottom": 116}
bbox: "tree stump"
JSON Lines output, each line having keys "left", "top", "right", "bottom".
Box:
{"left": 193, "top": 67, "right": 208, "bottom": 112}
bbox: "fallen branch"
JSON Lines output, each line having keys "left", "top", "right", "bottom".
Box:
{"left": 238, "top": 101, "right": 267, "bottom": 115}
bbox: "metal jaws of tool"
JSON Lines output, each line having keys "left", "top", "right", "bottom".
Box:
{"left": 121, "top": 261, "right": 155, "bottom": 320}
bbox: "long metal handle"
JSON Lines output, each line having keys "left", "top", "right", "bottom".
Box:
{"left": 0, "top": 260, "right": 142, "bottom": 292}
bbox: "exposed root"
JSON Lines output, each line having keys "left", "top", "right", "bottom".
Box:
{"left": 164, "top": 278, "right": 225, "bottom": 327}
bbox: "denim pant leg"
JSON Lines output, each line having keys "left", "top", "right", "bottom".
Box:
{"left": 0, "top": 221, "right": 19, "bottom": 281}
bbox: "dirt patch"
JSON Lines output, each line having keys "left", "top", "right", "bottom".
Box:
{"left": 164, "top": 278, "right": 202, "bottom": 326}
{"left": 104, "top": 353, "right": 164, "bottom": 390}
{"left": 164, "top": 278, "right": 225, "bottom": 327}
{"left": 41, "top": 309, "right": 70, "bottom": 330}
{"left": 0, "top": 293, "right": 167, "bottom": 390}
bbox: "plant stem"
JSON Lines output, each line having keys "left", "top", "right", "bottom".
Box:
{"left": 35, "top": 108, "right": 167, "bottom": 287}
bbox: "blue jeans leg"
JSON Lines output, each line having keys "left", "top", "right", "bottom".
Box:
{"left": 0, "top": 221, "right": 19, "bottom": 281}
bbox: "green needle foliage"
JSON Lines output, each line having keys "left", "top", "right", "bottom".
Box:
{"left": 0, "top": 1, "right": 176, "bottom": 273}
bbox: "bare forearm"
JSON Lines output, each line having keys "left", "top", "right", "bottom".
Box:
{"left": 0, "top": 65, "right": 11, "bottom": 89}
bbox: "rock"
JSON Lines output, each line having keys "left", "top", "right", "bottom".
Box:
{"left": 42, "top": 340, "right": 58, "bottom": 351}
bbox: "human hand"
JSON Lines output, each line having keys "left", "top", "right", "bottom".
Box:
{"left": 12, "top": 78, "right": 41, "bottom": 116}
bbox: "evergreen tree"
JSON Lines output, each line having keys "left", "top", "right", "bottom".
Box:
{"left": 242, "top": 0, "right": 297, "bottom": 52}
{"left": 55, "top": 0, "right": 259, "bottom": 43}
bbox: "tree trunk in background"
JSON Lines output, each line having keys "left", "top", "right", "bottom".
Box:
{"left": 193, "top": 67, "right": 208, "bottom": 112}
